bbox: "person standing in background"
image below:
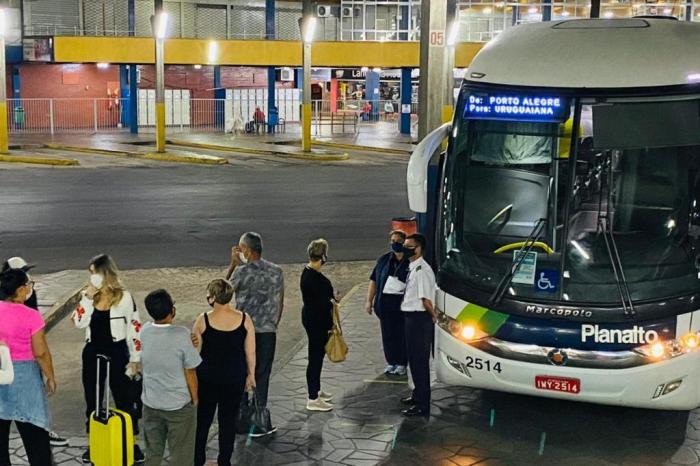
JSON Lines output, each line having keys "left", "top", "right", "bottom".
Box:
{"left": 226, "top": 232, "right": 284, "bottom": 437}
{"left": 0, "top": 269, "right": 56, "bottom": 465}
{"left": 366, "top": 231, "right": 410, "bottom": 376}
{"left": 141, "top": 289, "right": 201, "bottom": 466}
{"left": 2, "top": 256, "right": 69, "bottom": 448}
{"left": 300, "top": 239, "right": 337, "bottom": 412}
{"left": 399, "top": 234, "right": 437, "bottom": 419}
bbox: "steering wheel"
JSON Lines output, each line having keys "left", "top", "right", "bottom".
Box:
{"left": 494, "top": 242, "right": 554, "bottom": 255}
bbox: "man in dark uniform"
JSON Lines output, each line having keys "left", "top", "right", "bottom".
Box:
{"left": 366, "top": 230, "right": 410, "bottom": 376}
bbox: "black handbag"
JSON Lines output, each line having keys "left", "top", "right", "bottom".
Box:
{"left": 235, "top": 390, "right": 272, "bottom": 435}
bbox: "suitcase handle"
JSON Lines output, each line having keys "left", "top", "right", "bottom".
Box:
{"left": 96, "top": 354, "right": 111, "bottom": 422}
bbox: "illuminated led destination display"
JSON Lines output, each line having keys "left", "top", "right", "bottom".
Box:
{"left": 464, "top": 93, "right": 570, "bottom": 122}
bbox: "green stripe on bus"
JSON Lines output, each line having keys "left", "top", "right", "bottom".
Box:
{"left": 479, "top": 309, "right": 510, "bottom": 335}
{"left": 456, "top": 303, "right": 489, "bottom": 323}
{"left": 456, "top": 303, "right": 510, "bottom": 336}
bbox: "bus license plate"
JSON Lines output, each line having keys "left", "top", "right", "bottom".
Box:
{"left": 535, "top": 376, "right": 580, "bottom": 394}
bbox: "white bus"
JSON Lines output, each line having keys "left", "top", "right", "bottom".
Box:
{"left": 408, "top": 18, "right": 700, "bottom": 409}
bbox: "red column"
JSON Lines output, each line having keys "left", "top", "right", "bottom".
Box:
{"left": 330, "top": 78, "right": 338, "bottom": 113}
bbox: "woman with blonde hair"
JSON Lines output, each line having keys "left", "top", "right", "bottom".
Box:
{"left": 300, "top": 238, "right": 338, "bottom": 412}
{"left": 71, "top": 254, "right": 144, "bottom": 463}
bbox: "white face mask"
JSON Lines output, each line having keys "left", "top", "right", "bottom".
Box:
{"left": 239, "top": 252, "right": 248, "bottom": 264}
{"left": 90, "top": 273, "right": 104, "bottom": 289}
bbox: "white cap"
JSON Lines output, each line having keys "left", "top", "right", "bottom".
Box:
{"left": 4, "top": 257, "right": 34, "bottom": 272}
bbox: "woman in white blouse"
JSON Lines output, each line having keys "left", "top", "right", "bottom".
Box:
{"left": 71, "top": 254, "right": 144, "bottom": 463}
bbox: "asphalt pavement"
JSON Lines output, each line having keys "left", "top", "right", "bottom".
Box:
{"left": 0, "top": 163, "right": 408, "bottom": 272}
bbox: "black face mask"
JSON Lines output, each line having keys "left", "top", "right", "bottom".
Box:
{"left": 402, "top": 246, "right": 416, "bottom": 258}
{"left": 321, "top": 254, "right": 328, "bottom": 265}
{"left": 391, "top": 242, "right": 404, "bottom": 253}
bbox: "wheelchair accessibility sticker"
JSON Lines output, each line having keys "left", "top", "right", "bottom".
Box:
{"left": 535, "top": 269, "right": 559, "bottom": 292}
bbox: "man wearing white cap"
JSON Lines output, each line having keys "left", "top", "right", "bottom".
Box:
{"left": 1, "top": 256, "right": 69, "bottom": 448}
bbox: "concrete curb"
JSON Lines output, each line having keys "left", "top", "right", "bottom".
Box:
{"left": 312, "top": 140, "right": 411, "bottom": 156}
{"left": 141, "top": 152, "right": 228, "bottom": 165}
{"left": 44, "top": 143, "right": 228, "bottom": 165}
{"left": 168, "top": 139, "right": 349, "bottom": 161}
{"left": 287, "top": 151, "right": 350, "bottom": 162}
{"left": 0, "top": 154, "right": 80, "bottom": 166}
{"left": 44, "top": 143, "right": 132, "bottom": 158}
{"left": 45, "top": 288, "right": 82, "bottom": 333}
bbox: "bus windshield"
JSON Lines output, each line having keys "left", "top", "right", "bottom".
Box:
{"left": 441, "top": 90, "right": 700, "bottom": 306}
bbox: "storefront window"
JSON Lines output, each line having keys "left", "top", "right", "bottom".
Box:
{"left": 341, "top": 0, "right": 421, "bottom": 41}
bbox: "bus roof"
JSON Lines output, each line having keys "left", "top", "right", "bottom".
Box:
{"left": 466, "top": 18, "right": 700, "bottom": 90}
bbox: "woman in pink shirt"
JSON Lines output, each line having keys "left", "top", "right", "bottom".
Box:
{"left": 0, "top": 268, "right": 56, "bottom": 465}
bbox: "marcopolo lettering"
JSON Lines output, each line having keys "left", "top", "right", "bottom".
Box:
{"left": 580, "top": 324, "right": 659, "bottom": 344}
{"left": 525, "top": 305, "right": 593, "bottom": 318}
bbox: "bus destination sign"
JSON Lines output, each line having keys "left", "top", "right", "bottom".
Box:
{"left": 464, "top": 93, "right": 570, "bottom": 122}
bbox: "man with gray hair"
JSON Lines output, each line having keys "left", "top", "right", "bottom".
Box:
{"left": 226, "top": 232, "right": 284, "bottom": 437}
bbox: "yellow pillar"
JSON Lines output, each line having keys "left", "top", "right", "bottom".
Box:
{"left": 156, "top": 102, "right": 166, "bottom": 153}
{"left": 0, "top": 102, "right": 8, "bottom": 154}
{"left": 301, "top": 103, "right": 311, "bottom": 152}
{"left": 441, "top": 105, "right": 453, "bottom": 150}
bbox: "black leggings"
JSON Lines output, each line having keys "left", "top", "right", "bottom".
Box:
{"left": 304, "top": 324, "right": 330, "bottom": 400}
{"left": 0, "top": 420, "right": 52, "bottom": 466}
{"left": 194, "top": 380, "right": 245, "bottom": 466}
{"left": 82, "top": 342, "right": 139, "bottom": 435}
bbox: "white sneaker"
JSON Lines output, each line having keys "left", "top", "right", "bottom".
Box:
{"left": 318, "top": 390, "right": 333, "bottom": 402}
{"left": 306, "top": 397, "right": 334, "bottom": 412}
{"left": 384, "top": 364, "right": 397, "bottom": 374}
{"left": 391, "top": 365, "right": 407, "bottom": 376}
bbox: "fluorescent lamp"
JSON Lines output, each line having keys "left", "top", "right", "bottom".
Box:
{"left": 96, "top": 63, "right": 109, "bottom": 69}
{"left": 208, "top": 41, "right": 218, "bottom": 63}
{"left": 303, "top": 17, "right": 317, "bottom": 44}
{"left": 194, "top": 64, "right": 202, "bottom": 70}
{"left": 0, "top": 9, "right": 6, "bottom": 38}
{"left": 372, "top": 67, "right": 381, "bottom": 73}
{"left": 446, "top": 21, "right": 459, "bottom": 47}
{"left": 154, "top": 12, "right": 168, "bottom": 40}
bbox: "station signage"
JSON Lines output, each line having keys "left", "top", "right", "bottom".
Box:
{"left": 464, "top": 92, "right": 570, "bottom": 123}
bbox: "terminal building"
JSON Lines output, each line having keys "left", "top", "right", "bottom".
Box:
{"left": 3, "top": 0, "right": 700, "bottom": 137}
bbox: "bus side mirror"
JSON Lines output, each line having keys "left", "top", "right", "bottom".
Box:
{"left": 407, "top": 123, "right": 451, "bottom": 213}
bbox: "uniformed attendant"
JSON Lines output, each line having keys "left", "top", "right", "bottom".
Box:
{"left": 399, "top": 233, "right": 437, "bottom": 418}
{"left": 366, "top": 230, "right": 410, "bottom": 376}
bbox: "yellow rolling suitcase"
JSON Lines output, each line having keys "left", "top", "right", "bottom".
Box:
{"left": 89, "top": 354, "right": 134, "bottom": 466}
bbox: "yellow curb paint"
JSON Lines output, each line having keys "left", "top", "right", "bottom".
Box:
{"left": 156, "top": 102, "right": 166, "bottom": 153}
{"left": 302, "top": 103, "right": 312, "bottom": 152}
{"left": 0, "top": 102, "right": 8, "bottom": 154}
{"left": 0, "top": 155, "right": 79, "bottom": 166}
{"left": 312, "top": 140, "right": 410, "bottom": 156}
{"left": 142, "top": 153, "right": 228, "bottom": 165}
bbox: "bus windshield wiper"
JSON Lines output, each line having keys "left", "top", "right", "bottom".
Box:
{"left": 597, "top": 154, "right": 635, "bottom": 317}
{"left": 489, "top": 217, "right": 546, "bottom": 307}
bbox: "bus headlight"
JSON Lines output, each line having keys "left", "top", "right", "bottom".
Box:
{"left": 634, "top": 332, "right": 700, "bottom": 361}
{"left": 437, "top": 312, "right": 488, "bottom": 343}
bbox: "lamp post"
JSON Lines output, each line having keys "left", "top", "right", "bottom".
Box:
{"left": 152, "top": 11, "right": 168, "bottom": 153}
{"left": 300, "top": 15, "right": 316, "bottom": 152}
{"left": 0, "top": 9, "right": 8, "bottom": 154}
{"left": 444, "top": 19, "right": 459, "bottom": 124}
